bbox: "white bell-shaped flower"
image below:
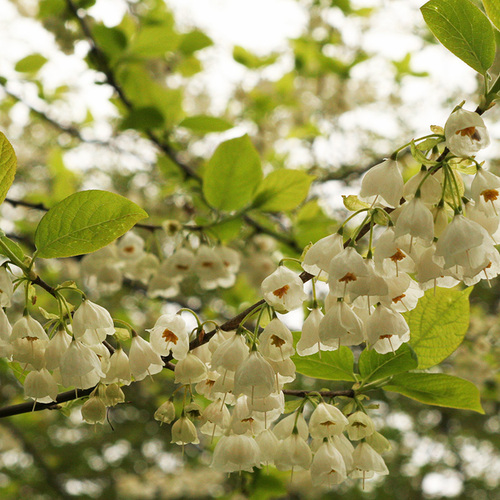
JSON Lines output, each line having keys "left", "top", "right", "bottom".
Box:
{"left": 0, "top": 308, "right": 12, "bottom": 358}
{"left": 103, "top": 383, "right": 125, "bottom": 406}
{"left": 374, "top": 227, "right": 415, "bottom": 276}
{"left": 332, "top": 434, "right": 354, "bottom": 472}
{"left": 45, "top": 327, "right": 72, "bottom": 370}
{"left": 148, "top": 314, "right": 189, "bottom": 360}
{"left": 267, "top": 357, "right": 296, "bottom": 385}
{"left": 81, "top": 395, "right": 107, "bottom": 424}
{"left": 211, "top": 332, "right": 249, "bottom": 372}
{"left": 319, "top": 299, "right": 365, "bottom": 349}
{"left": 275, "top": 433, "right": 312, "bottom": 471}
{"left": 403, "top": 168, "right": 442, "bottom": 205}
{"left": 347, "top": 411, "right": 376, "bottom": 440}
{"left": 444, "top": 107, "right": 490, "bottom": 158}
{"left": 60, "top": 340, "right": 106, "bottom": 389}
{"left": 171, "top": 416, "right": 199, "bottom": 445}
{"left": 129, "top": 335, "right": 164, "bottom": 381}
{"left": 125, "top": 253, "right": 160, "bottom": 284}
{"left": 414, "top": 245, "right": 459, "bottom": 290}
{"left": 262, "top": 266, "right": 307, "bottom": 313}
{"left": 193, "top": 245, "right": 229, "bottom": 289}
{"left": 302, "top": 233, "right": 344, "bottom": 276}
{"left": 351, "top": 442, "right": 389, "bottom": 479}
{"left": 200, "top": 399, "right": 231, "bottom": 437}
{"left": 233, "top": 350, "right": 276, "bottom": 401}
{"left": 0, "top": 267, "right": 13, "bottom": 307}
{"left": 247, "top": 390, "right": 284, "bottom": 414}
{"left": 328, "top": 247, "right": 370, "bottom": 299}
{"left": 359, "top": 159, "right": 404, "bottom": 208}
{"left": 163, "top": 248, "right": 195, "bottom": 280}
{"left": 309, "top": 402, "right": 349, "bottom": 438}
{"left": 218, "top": 246, "right": 241, "bottom": 275}
{"left": 211, "top": 434, "right": 260, "bottom": 472}
{"left": 73, "top": 299, "right": 115, "bottom": 345}
{"left": 365, "top": 305, "right": 409, "bottom": 352}
{"left": 24, "top": 368, "right": 59, "bottom": 403}
{"left": 366, "top": 431, "right": 392, "bottom": 454}
{"left": 255, "top": 428, "right": 280, "bottom": 465}
{"left": 154, "top": 400, "right": 176, "bottom": 424}
{"left": 11, "top": 315, "right": 49, "bottom": 370}
{"left": 394, "top": 197, "right": 434, "bottom": 246}
{"left": 297, "top": 308, "right": 333, "bottom": 356}
{"left": 258, "top": 318, "right": 294, "bottom": 361}
{"left": 103, "top": 348, "right": 132, "bottom": 385}
{"left": 117, "top": 232, "right": 145, "bottom": 261}
{"left": 273, "top": 412, "right": 309, "bottom": 440}
{"left": 230, "top": 395, "right": 265, "bottom": 436}
{"left": 470, "top": 168, "right": 500, "bottom": 209}
{"left": 174, "top": 352, "right": 208, "bottom": 385}
{"left": 310, "top": 440, "right": 347, "bottom": 487}
{"left": 378, "top": 274, "right": 424, "bottom": 313}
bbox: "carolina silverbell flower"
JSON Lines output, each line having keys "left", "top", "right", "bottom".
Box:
{"left": 444, "top": 107, "right": 490, "bottom": 158}
{"left": 261, "top": 266, "right": 307, "bottom": 313}
{"left": 359, "top": 158, "right": 404, "bottom": 208}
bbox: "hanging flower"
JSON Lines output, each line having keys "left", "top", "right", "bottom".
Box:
{"left": 24, "top": 368, "right": 59, "bottom": 403}
{"left": 73, "top": 299, "right": 115, "bottom": 345}
{"left": 258, "top": 318, "right": 295, "bottom": 361}
{"left": 211, "top": 433, "right": 261, "bottom": 472}
{"left": 359, "top": 159, "right": 404, "bottom": 208}
{"left": 171, "top": 416, "right": 199, "bottom": 445}
{"left": 444, "top": 107, "right": 490, "bottom": 158}
{"left": 148, "top": 314, "right": 189, "bottom": 360}
{"left": 302, "top": 233, "right": 344, "bottom": 276}
{"left": 261, "top": 266, "right": 307, "bottom": 313}
{"left": 128, "top": 335, "right": 164, "bottom": 381}
{"left": 309, "top": 402, "right": 349, "bottom": 438}
{"left": 310, "top": 440, "right": 347, "bottom": 487}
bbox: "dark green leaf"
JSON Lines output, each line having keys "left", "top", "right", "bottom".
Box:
{"left": 405, "top": 287, "right": 471, "bottom": 369}
{"left": 359, "top": 344, "right": 418, "bottom": 384}
{"left": 35, "top": 190, "right": 148, "bottom": 258}
{"left": 203, "top": 135, "right": 263, "bottom": 212}
{"left": 421, "top": 0, "right": 495, "bottom": 74}
{"left": 121, "top": 106, "right": 165, "bottom": 131}
{"left": 385, "top": 372, "right": 484, "bottom": 413}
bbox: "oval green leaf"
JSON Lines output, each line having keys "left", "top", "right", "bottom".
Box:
{"left": 14, "top": 53, "right": 48, "bottom": 73}
{"left": 203, "top": 135, "right": 263, "bottom": 212}
{"left": 253, "top": 170, "right": 313, "bottom": 212}
{"left": 34, "top": 190, "right": 148, "bottom": 258}
{"left": 0, "top": 132, "right": 17, "bottom": 205}
{"left": 385, "top": 372, "right": 484, "bottom": 414}
{"left": 291, "top": 346, "right": 355, "bottom": 381}
{"left": 359, "top": 344, "right": 418, "bottom": 384}
{"left": 179, "top": 115, "right": 233, "bottom": 133}
{"left": 421, "top": 0, "right": 495, "bottom": 74}
{"left": 405, "top": 287, "right": 471, "bottom": 369}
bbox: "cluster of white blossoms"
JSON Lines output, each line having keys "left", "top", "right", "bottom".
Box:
{"left": 1, "top": 105, "right": 496, "bottom": 488}
{"left": 80, "top": 232, "right": 241, "bottom": 298}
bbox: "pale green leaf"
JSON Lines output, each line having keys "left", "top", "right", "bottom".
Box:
{"left": 14, "top": 54, "right": 48, "bottom": 73}
{"left": 178, "top": 31, "right": 213, "bottom": 55}
{"left": 385, "top": 372, "right": 484, "bottom": 413}
{"left": 203, "top": 135, "right": 263, "bottom": 212}
{"left": 179, "top": 115, "right": 233, "bottom": 133}
{"left": 421, "top": 0, "right": 495, "bottom": 74}
{"left": 291, "top": 346, "right": 355, "bottom": 381}
{"left": 342, "top": 195, "right": 370, "bottom": 211}
{"left": 359, "top": 344, "right": 418, "bottom": 384}
{"left": 0, "top": 132, "right": 17, "bottom": 205}
{"left": 253, "top": 170, "right": 313, "bottom": 212}
{"left": 482, "top": 0, "right": 500, "bottom": 31}
{"left": 0, "top": 236, "right": 25, "bottom": 263}
{"left": 129, "top": 25, "right": 179, "bottom": 57}
{"left": 405, "top": 287, "right": 471, "bottom": 369}
{"left": 35, "top": 190, "right": 148, "bottom": 258}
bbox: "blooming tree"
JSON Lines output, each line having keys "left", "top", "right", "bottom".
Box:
{"left": 0, "top": 0, "right": 499, "bottom": 497}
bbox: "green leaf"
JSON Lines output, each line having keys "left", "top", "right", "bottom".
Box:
{"left": 179, "top": 115, "right": 233, "bottom": 133}
{"left": 421, "top": 0, "right": 495, "bottom": 74}
{"left": 233, "top": 46, "right": 279, "bottom": 68}
{"left": 385, "top": 373, "right": 484, "bottom": 413}
{"left": 410, "top": 140, "right": 438, "bottom": 166}
{"left": 203, "top": 135, "right": 263, "bottom": 212}
{"left": 292, "top": 346, "right": 355, "bottom": 381}
{"left": 358, "top": 344, "right": 418, "bottom": 384}
{"left": 91, "top": 25, "right": 128, "bottom": 61}
{"left": 0, "top": 236, "right": 25, "bottom": 263}
{"left": 178, "top": 31, "right": 213, "bottom": 55}
{"left": 482, "top": 1, "right": 500, "bottom": 31}
{"left": 121, "top": 106, "right": 165, "bottom": 131}
{"left": 0, "top": 132, "right": 17, "bottom": 205}
{"left": 15, "top": 54, "right": 48, "bottom": 73}
{"left": 129, "top": 25, "right": 179, "bottom": 57}
{"left": 253, "top": 170, "right": 313, "bottom": 212}
{"left": 342, "top": 195, "right": 370, "bottom": 211}
{"left": 34, "top": 190, "right": 148, "bottom": 258}
{"left": 405, "top": 287, "right": 471, "bottom": 369}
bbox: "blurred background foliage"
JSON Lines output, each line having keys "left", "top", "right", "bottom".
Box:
{"left": 0, "top": 0, "right": 499, "bottom": 498}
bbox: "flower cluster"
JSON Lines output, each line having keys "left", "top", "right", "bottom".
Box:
{"left": 81, "top": 233, "right": 242, "bottom": 298}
